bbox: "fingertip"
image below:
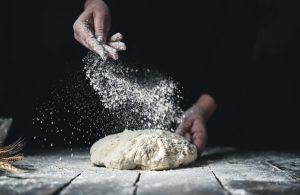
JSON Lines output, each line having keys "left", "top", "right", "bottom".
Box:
{"left": 175, "top": 128, "right": 183, "bottom": 135}
{"left": 112, "top": 52, "right": 119, "bottom": 60}
{"left": 109, "top": 32, "right": 123, "bottom": 42}
{"left": 103, "top": 45, "right": 119, "bottom": 60}
{"left": 108, "top": 42, "right": 127, "bottom": 51}
{"left": 192, "top": 131, "right": 207, "bottom": 153}
{"left": 184, "top": 132, "right": 192, "bottom": 142}
{"left": 102, "top": 55, "right": 108, "bottom": 61}
{"left": 92, "top": 44, "right": 105, "bottom": 60}
{"left": 97, "top": 47, "right": 108, "bottom": 61}
{"left": 98, "top": 52, "right": 107, "bottom": 61}
{"left": 175, "top": 124, "right": 185, "bottom": 135}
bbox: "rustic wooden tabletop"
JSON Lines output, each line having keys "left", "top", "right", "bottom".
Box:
{"left": 0, "top": 147, "right": 299, "bottom": 195}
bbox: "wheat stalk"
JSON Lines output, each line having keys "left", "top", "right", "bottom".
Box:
{"left": 0, "top": 161, "right": 20, "bottom": 173}
{"left": 0, "top": 137, "right": 25, "bottom": 173}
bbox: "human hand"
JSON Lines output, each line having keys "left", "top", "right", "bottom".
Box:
{"left": 176, "top": 94, "right": 216, "bottom": 153}
{"left": 73, "top": 0, "right": 126, "bottom": 60}
{"left": 176, "top": 105, "right": 207, "bottom": 153}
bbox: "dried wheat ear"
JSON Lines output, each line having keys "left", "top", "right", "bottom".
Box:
{"left": 0, "top": 137, "right": 25, "bottom": 173}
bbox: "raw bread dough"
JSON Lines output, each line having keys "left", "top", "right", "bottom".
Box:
{"left": 90, "top": 129, "right": 198, "bottom": 170}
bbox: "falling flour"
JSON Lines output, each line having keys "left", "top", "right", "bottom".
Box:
{"left": 84, "top": 52, "right": 183, "bottom": 131}
{"left": 32, "top": 52, "right": 183, "bottom": 148}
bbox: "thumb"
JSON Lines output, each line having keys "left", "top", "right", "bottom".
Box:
{"left": 175, "top": 121, "right": 189, "bottom": 136}
{"left": 93, "top": 12, "right": 110, "bottom": 42}
{"left": 175, "top": 124, "right": 185, "bottom": 136}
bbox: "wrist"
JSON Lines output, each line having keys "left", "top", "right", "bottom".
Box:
{"left": 84, "top": 0, "right": 100, "bottom": 8}
{"left": 194, "top": 94, "right": 217, "bottom": 123}
{"left": 84, "top": 0, "right": 91, "bottom": 9}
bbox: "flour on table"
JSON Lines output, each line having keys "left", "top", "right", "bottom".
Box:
{"left": 90, "top": 129, "right": 198, "bottom": 170}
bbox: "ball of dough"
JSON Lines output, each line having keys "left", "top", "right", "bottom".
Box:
{"left": 90, "top": 129, "right": 198, "bottom": 170}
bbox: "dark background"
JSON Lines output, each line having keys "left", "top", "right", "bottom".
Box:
{"left": 1, "top": 0, "right": 300, "bottom": 148}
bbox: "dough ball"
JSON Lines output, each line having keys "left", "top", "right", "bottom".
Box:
{"left": 90, "top": 129, "right": 198, "bottom": 170}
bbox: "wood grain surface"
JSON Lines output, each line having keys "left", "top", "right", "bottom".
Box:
{"left": 0, "top": 148, "right": 299, "bottom": 195}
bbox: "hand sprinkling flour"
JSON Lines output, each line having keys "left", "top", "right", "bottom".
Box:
{"left": 73, "top": 0, "right": 126, "bottom": 60}
{"left": 74, "top": 23, "right": 126, "bottom": 60}
{"left": 73, "top": 0, "right": 182, "bottom": 131}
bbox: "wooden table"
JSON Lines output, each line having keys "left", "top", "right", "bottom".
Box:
{"left": 0, "top": 148, "right": 299, "bottom": 195}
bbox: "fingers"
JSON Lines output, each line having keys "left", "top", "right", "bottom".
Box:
{"left": 191, "top": 120, "right": 207, "bottom": 153}
{"left": 103, "top": 45, "right": 119, "bottom": 60}
{"left": 74, "top": 17, "right": 125, "bottom": 60}
{"left": 74, "top": 21, "right": 113, "bottom": 60}
{"left": 108, "top": 33, "right": 126, "bottom": 51}
{"left": 73, "top": 16, "right": 108, "bottom": 60}
{"left": 89, "top": 39, "right": 108, "bottom": 60}
{"left": 104, "top": 33, "right": 126, "bottom": 58}
{"left": 109, "top": 32, "right": 123, "bottom": 42}
{"left": 175, "top": 114, "right": 191, "bottom": 135}
{"left": 93, "top": 12, "right": 110, "bottom": 42}
{"left": 175, "top": 124, "right": 185, "bottom": 136}
{"left": 176, "top": 123, "right": 192, "bottom": 142}
{"left": 108, "top": 42, "right": 127, "bottom": 51}
{"left": 75, "top": 32, "right": 107, "bottom": 60}
{"left": 177, "top": 117, "right": 207, "bottom": 153}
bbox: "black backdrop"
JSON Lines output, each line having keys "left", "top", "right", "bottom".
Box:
{"left": 1, "top": 0, "right": 300, "bottom": 148}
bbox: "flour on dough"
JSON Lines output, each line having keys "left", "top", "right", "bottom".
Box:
{"left": 90, "top": 129, "right": 198, "bottom": 170}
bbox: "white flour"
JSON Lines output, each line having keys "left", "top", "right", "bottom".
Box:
{"left": 84, "top": 52, "right": 183, "bottom": 131}
{"left": 33, "top": 53, "right": 183, "bottom": 148}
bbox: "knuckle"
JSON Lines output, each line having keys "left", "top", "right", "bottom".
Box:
{"left": 95, "top": 27, "right": 105, "bottom": 32}
{"left": 73, "top": 21, "right": 79, "bottom": 31}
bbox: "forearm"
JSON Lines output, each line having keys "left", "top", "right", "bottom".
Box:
{"left": 84, "top": 0, "right": 92, "bottom": 8}
{"left": 195, "top": 94, "right": 217, "bottom": 123}
{"left": 84, "top": 0, "right": 106, "bottom": 9}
